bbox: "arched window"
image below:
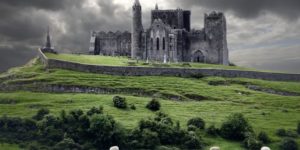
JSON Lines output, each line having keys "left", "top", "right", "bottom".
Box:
{"left": 163, "top": 37, "right": 165, "bottom": 50}
{"left": 156, "top": 37, "right": 160, "bottom": 50}
{"left": 150, "top": 38, "right": 153, "bottom": 50}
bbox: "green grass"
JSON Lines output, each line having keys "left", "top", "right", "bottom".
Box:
{"left": 45, "top": 53, "right": 253, "bottom": 70}
{"left": 0, "top": 143, "right": 20, "bottom": 150}
{"left": 0, "top": 59, "right": 300, "bottom": 149}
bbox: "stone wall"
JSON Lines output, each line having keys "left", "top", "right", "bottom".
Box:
{"left": 38, "top": 49, "right": 300, "bottom": 82}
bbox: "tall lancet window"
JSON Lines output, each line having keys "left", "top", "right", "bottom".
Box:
{"left": 163, "top": 37, "right": 165, "bottom": 50}
{"left": 150, "top": 38, "right": 153, "bottom": 50}
{"left": 156, "top": 37, "right": 160, "bottom": 50}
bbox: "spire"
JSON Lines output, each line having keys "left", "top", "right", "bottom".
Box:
{"left": 155, "top": 3, "right": 158, "bottom": 10}
{"left": 45, "top": 26, "right": 52, "bottom": 48}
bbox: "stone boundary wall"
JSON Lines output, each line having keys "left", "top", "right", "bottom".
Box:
{"left": 38, "top": 49, "right": 300, "bottom": 82}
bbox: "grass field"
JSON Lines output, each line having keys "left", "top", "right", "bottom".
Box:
{"left": 0, "top": 59, "right": 300, "bottom": 149}
{"left": 45, "top": 53, "right": 255, "bottom": 71}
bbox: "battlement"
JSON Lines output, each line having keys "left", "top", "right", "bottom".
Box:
{"left": 92, "top": 31, "right": 131, "bottom": 38}
{"left": 151, "top": 9, "right": 190, "bottom": 14}
{"left": 205, "top": 11, "right": 224, "bottom": 20}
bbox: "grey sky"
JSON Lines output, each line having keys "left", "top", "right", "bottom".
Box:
{"left": 0, "top": 0, "right": 299, "bottom": 73}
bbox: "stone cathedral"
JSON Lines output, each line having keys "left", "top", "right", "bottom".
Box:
{"left": 89, "top": 0, "right": 229, "bottom": 65}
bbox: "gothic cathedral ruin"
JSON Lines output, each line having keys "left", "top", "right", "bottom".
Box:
{"left": 89, "top": 0, "right": 229, "bottom": 65}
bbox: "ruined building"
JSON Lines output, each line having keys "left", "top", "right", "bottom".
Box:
{"left": 89, "top": 0, "right": 229, "bottom": 65}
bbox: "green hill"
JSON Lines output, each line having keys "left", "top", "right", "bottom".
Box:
{"left": 0, "top": 58, "right": 299, "bottom": 149}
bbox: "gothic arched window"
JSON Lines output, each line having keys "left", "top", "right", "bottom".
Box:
{"left": 163, "top": 37, "right": 165, "bottom": 50}
{"left": 150, "top": 38, "right": 153, "bottom": 50}
{"left": 156, "top": 37, "right": 160, "bottom": 50}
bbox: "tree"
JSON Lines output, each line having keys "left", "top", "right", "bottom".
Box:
{"left": 113, "top": 96, "right": 127, "bottom": 109}
{"left": 279, "top": 138, "right": 298, "bottom": 150}
{"left": 220, "top": 113, "right": 253, "bottom": 140}
{"left": 89, "top": 114, "right": 125, "bottom": 149}
{"left": 32, "top": 108, "right": 50, "bottom": 121}
{"left": 187, "top": 117, "right": 205, "bottom": 129}
{"left": 146, "top": 99, "right": 161, "bottom": 111}
{"left": 87, "top": 106, "right": 103, "bottom": 116}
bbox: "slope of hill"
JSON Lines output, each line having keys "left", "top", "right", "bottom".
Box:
{"left": 0, "top": 58, "right": 299, "bottom": 149}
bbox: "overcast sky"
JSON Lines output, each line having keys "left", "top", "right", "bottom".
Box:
{"left": 0, "top": 0, "right": 300, "bottom": 73}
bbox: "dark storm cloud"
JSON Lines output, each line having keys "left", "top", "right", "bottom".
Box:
{"left": 171, "top": 0, "right": 300, "bottom": 19}
{"left": 0, "top": 0, "right": 299, "bottom": 73}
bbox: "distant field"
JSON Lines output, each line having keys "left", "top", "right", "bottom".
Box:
{"left": 45, "top": 53, "right": 254, "bottom": 70}
{"left": 0, "top": 59, "right": 299, "bottom": 149}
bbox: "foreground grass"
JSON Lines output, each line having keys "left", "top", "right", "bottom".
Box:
{"left": 0, "top": 59, "right": 300, "bottom": 149}
{"left": 45, "top": 53, "right": 253, "bottom": 70}
{"left": 0, "top": 143, "right": 20, "bottom": 150}
{"left": 0, "top": 91, "right": 299, "bottom": 149}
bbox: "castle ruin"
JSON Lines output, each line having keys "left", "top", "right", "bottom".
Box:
{"left": 89, "top": 0, "right": 229, "bottom": 65}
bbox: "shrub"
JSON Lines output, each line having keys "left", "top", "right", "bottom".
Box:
{"left": 206, "top": 125, "right": 219, "bottom": 136}
{"left": 298, "top": 121, "right": 300, "bottom": 134}
{"left": 277, "top": 128, "right": 287, "bottom": 137}
{"left": 220, "top": 113, "right": 253, "bottom": 140}
{"left": 87, "top": 106, "right": 103, "bottom": 116}
{"left": 187, "top": 125, "right": 197, "bottom": 131}
{"left": 258, "top": 131, "right": 271, "bottom": 144}
{"left": 146, "top": 99, "right": 161, "bottom": 111}
{"left": 32, "top": 108, "right": 50, "bottom": 121}
{"left": 130, "top": 104, "right": 136, "bottom": 110}
{"left": 128, "top": 128, "right": 160, "bottom": 149}
{"left": 276, "top": 128, "right": 298, "bottom": 138}
{"left": 113, "top": 96, "right": 127, "bottom": 109}
{"left": 187, "top": 117, "right": 205, "bottom": 129}
{"left": 279, "top": 138, "right": 298, "bottom": 150}
{"left": 89, "top": 114, "right": 125, "bottom": 149}
{"left": 182, "top": 131, "right": 204, "bottom": 149}
{"left": 243, "top": 133, "right": 263, "bottom": 150}
{"left": 54, "top": 137, "right": 82, "bottom": 150}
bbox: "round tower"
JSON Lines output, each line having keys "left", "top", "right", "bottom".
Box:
{"left": 131, "top": 0, "right": 143, "bottom": 59}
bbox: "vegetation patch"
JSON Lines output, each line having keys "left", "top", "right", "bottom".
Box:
{"left": 26, "top": 104, "right": 52, "bottom": 109}
{"left": 0, "top": 99, "right": 18, "bottom": 104}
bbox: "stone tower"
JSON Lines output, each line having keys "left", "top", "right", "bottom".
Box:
{"left": 131, "top": 0, "right": 144, "bottom": 59}
{"left": 204, "top": 12, "right": 229, "bottom": 65}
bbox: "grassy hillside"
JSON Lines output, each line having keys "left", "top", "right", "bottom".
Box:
{"left": 45, "top": 53, "right": 254, "bottom": 70}
{"left": 0, "top": 58, "right": 300, "bottom": 149}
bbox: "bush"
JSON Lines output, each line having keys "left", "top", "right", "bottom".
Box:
{"left": 187, "top": 125, "right": 197, "bottom": 131}
{"left": 87, "top": 106, "right": 103, "bottom": 116}
{"left": 113, "top": 96, "right": 127, "bottom": 109}
{"left": 130, "top": 104, "right": 136, "bottom": 110}
{"left": 54, "top": 137, "right": 82, "bottom": 150}
{"left": 182, "top": 131, "right": 204, "bottom": 149}
{"left": 258, "top": 131, "right": 271, "bottom": 144}
{"left": 89, "top": 114, "right": 125, "bottom": 149}
{"left": 206, "top": 125, "right": 219, "bottom": 136}
{"left": 243, "top": 133, "right": 263, "bottom": 150}
{"left": 277, "top": 128, "right": 287, "bottom": 137}
{"left": 32, "top": 108, "right": 50, "bottom": 121}
{"left": 276, "top": 128, "right": 298, "bottom": 138}
{"left": 279, "top": 138, "right": 298, "bottom": 150}
{"left": 220, "top": 113, "right": 253, "bottom": 140}
{"left": 146, "top": 99, "right": 161, "bottom": 111}
{"left": 187, "top": 117, "right": 205, "bottom": 129}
